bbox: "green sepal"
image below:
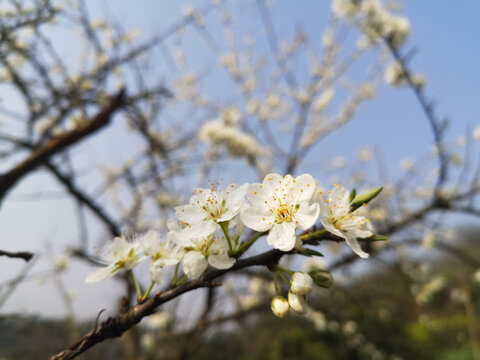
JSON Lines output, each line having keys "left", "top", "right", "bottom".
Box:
{"left": 297, "top": 247, "right": 324, "bottom": 257}
{"left": 360, "top": 234, "right": 388, "bottom": 242}
{"left": 350, "top": 187, "right": 383, "bottom": 212}
{"left": 308, "top": 269, "right": 333, "bottom": 288}
{"left": 349, "top": 188, "right": 357, "bottom": 202}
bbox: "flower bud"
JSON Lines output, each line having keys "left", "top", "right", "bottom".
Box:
{"left": 288, "top": 292, "right": 308, "bottom": 314}
{"left": 308, "top": 269, "right": 333, "bottom": 288}
{"left": 290, "top": 272, "right": 314, "bottom": 295}
{"left": 271, "top": 296, "right": 289, "bottom": 318}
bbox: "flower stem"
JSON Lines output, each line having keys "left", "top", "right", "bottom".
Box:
{"left": 128, "top": 270, "right": 142, "bottom": 299}
{"left": 277, "top": 271, "right": 291, "bottom": 288}
{"left": 141, "top": 281, "right": 155, "bottom": 301}
{"left": 299, "top": 229, "right": 327, "bottom": 240}
{"left": 274, "top": 265, "right": 294, "bottom": 277}
{"left": 274, "top": 271, "right": 279, "bottom": 296}
{"left": 219, "top": 221, "right": 234, "bottom": 254}
{"left": 236, "top": 231, "right": 267, "bottom": 256}
{"left": 172, "top": 263, "right": 180, "bottom": 286}
{"left": 176, "top": 274, "right": 187, "bottom": 287}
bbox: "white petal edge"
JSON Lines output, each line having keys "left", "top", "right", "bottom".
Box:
{"left": 267, "top": 222, "right": 296, "bottom": 251}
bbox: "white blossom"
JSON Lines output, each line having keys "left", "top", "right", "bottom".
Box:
{"left": 241, "top": 173, "right": 320, "bottom": 251}
{"left": 473, "top": 126, "right": 480, "bottom": 141}
{"left": 175, "top": 182, "right": 248, "bottom": 237}
{"left": 139, "top": 230, "right": 184, "bottom": 284}
{"left": 198, "top": 120, "right": 264, "bottom": 161}
{"left": 312, "top": 88, "right": 335, "bottom": 112}
{"left": 170, "top": 230, "right": 235, "bottom": 278}
{"left": 318, "top": 185, "right": 374, "bottom": 258}
{"left": 290, "top": 272, "right": 314, "bottom": 295}
{"left": 85, "top": 236, "right": 145, "bottom": 283}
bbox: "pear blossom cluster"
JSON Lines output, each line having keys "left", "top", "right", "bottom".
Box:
{"left": 86, "top": 173, "right": 381, "bottom": 316}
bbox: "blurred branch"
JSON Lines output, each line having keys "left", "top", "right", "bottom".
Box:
{"left": 0, "top": 249, "right": 34, "bottom": 262}
{"left": 383, "top": 38, "right": 448, "bottom": 196}
{"left": 0, "top": 88, "right": 126, "bottom": 203}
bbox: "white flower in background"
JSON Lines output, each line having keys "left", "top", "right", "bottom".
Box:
{"left": 357, "top": 147, "right": 373, "bottom": 162}
{"left": 271, "top": 296, "right": 289, "bottom": 318}
{"left": 198, "top": 120, "right": 264, "bottom": 161}
{"left": 318, "top": 185, "right": 374, "bottom": 258}
{"left": 241, "top": 173, "right": 320, "bottom": 251}
{"left": 384, "top": 62, "right": 405, "bottom": 86}
{"left": 170, "top": 230, "right": 235, "bottom": 278}
{"left": 309, "top": 310, "right": 327, "bottom": 331}
{"left": 421, "top": 230, "right": 436, "bottom": 249}
{"left": 139, "top": 230, "right": 184, "bottom": 284}
{"left": 290, "top": 272, "right": 314, "bottom": 295}
{"left": 399, "top": 158, "right": 414, "bottom": 171}
{"left": 473, "top": 126, "right": 480, "bottom": 141}
{"left": 472, "top": 269, "right": 480, "bottom": 284}
{"left": 312, "top": 88, "right": 335, "bottom": 112}
{"left": 288, "top": 292, "right": 308, "bottom": 314}
{"left": 175, "top": 182, "right": 248, "bottom": 237}
{"left": 332, "top": 156, "right": 347, "bottom": 169}
{"left": 85, "top": 236, "right": 145, "bottom": 283}
{"left": 53, "top": 256, "right": 69, "bottom": 273}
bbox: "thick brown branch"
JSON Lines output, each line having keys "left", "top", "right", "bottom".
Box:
{"left": 50, "top": 248, "right": 283, "bottom": 360}
{"left": 0, "top": 88, "right": 126, "bottom": 203}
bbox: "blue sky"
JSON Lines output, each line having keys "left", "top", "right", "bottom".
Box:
{"left": 0, "top": 0, "right": 479, "bottom": 318}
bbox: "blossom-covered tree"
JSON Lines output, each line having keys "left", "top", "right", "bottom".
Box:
{"left": 0, "top": 1, "right": 479, "bottom": 359}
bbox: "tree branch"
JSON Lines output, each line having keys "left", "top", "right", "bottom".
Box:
{"left": 50, "top": 247, "right": 285, "bottom": 360}
{"left": 0, "top": 88, "right": 126, "bottom": 203}
{"left": 0, "top": 249, "right": 34, "bottom": 262}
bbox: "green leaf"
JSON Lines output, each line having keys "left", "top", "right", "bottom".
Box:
{"left": 359, "top": 234, "right": 388, "bottom": 242}
{"left": 350, "top": 187, "right": 383, "bottom": 212}
{"left": 349, "top": 188, "right": 357, "bottom": 202}
{"left": 297, "top": 248, "right": 324, "bottom": 257}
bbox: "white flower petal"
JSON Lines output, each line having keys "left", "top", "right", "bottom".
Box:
{"left": 294, "top": 203, "right": 320, "bottom": 229}
{"left": 175, "top": 204, "right": 206, "bottom": 224}
{"left": 262, "top": 173, "right": 284, "bottom": 201}
{"left": 169, "top": 230, "right": 194, "bottom": 247}
{"left": 85, "top": 264, "right": 117, "bottom": 283}
{"left": 241, "top": 207, "right": 274, "bottom": 232}
{"left": 288, "top": 292, "right": 308, "bottom": 314}
{"left": 291, "top": 174, "right": 316, "bottom": 203}
{"left": 246, "top": 183, "right": 271, "bottom": 208}
{"left": 208, "top": 254, "right": 235, "bottom": 269}
{"left": 167, "top": 218, "right": 181, "bottom": 232}
{"left": 182, "top": 221, "right": 218, "bottom": 238}
{"left": 345, "top": 234, "right": 369, "bottom": 259}
{"left": 267, "top": 222, "right": 296, "bottom": 251}
{"left": 227, "top": 183, "right": 248, "bottom": 205}
{"left": 139, "top": 230, "right": 160, "bottom": 254}
{"left": 149, "top": 261, "right": 163, "bottom": 284}
{"left": 320, "top": 218, "right": 344, "bottom": 238}
{"left": 183, "top": 251, "right": 208, "bottom": 278}
{"left": 290, "top": 272, "right": 314, "bottom": 295}
{"left": 328, "top": 185, "right": 350, "bottom": 215}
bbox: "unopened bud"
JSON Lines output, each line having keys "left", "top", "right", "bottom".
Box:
{"left": 288, "top": 292, "right": 308, "bottom": 314}
{"left": 271, "top": 296, "right": 289, "bottom": 318}
{"left": 290, "top": 272, "right": 314, "bottom": 295}
{"left": 308, "top": 269, "right": 333, "bottom": 288}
